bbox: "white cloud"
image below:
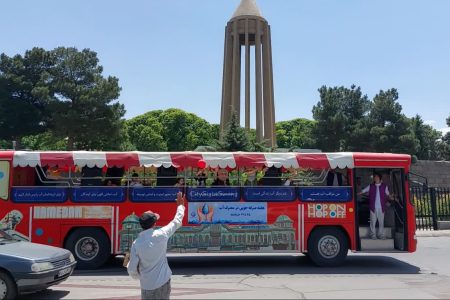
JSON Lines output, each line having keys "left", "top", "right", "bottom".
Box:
{"left": 439, "top": 127, "right": 450, "bottom": 135}
{"left": 424, "top": 120, "right": 436, "bottom": 126}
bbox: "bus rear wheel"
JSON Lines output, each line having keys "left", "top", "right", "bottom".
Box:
{"left": 308, "top": 227, "right": 348, "bottom": 267}
{"left": 65, "top": 228, "right": 110, "bottom": 270}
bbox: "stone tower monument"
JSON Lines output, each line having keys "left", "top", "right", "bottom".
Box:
{"left": 220, "top": 0, "right": 276, "bottom": 147}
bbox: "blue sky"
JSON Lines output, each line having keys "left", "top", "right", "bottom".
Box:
{"left": 1, "top": 0, "right": 449, "bottom": 133}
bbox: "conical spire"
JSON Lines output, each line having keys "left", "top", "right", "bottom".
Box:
{"left": 231, "top": 0, "right": 263, "bottom": 19}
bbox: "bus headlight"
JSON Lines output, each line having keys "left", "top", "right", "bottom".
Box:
{"left": 31, "top": 262, "right": 54, "bottom": 272}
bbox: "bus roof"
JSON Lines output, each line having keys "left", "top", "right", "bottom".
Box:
{"left": 8, "top": 151, "right": 411, "bottom": 171}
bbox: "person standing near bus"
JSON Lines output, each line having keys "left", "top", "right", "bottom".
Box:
{"left": 359, "top": 172, "right": 390, "bottom": 240}
{"left": 127, "top": 192, "right": 185, "bottom": 300}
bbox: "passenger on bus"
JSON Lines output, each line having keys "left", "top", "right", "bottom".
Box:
{"left": 212, "top": 169, "right": 230, "bottom": 186}
{"left": 260, "top": 166, "right": 282, "bottom": 186}
{"left": 130, "top": 173, "right": 144, "bottom": 187}
{"left": 195, "top": 169, "right": 208, "bottom": 186}
{"left": 243, "top": 167, "right": 258, "bottom": 186}
{"left": 81, "top": 166, "right": 103, "bottom": 186}
{"left": 174, "top": 178, "right": 185, "bottom": 187}
{"left": 359, "top": 172, "right": 390, "bottom": 240}
{"left": 283, "top": 168, "right": 297, "bottom": 186}
{"left": 105, "top": 180, "right": 118, "bottom": 186}
{"left": 327, "top": 169, "right": 344, "bottom": 186}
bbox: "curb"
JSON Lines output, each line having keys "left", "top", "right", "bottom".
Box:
{"left": 416, "top": 230, "right": 450, "bottom": 237}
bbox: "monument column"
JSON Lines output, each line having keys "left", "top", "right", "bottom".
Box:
{"left": 245, "top": 18, "right": 251, "bottom": 131}
{"left": 255, "top": 19, "right": 263, "bottom": 142}
{"left": 220, "top": 0, "right": 276, "bottom": 147}
{"left": 231, "top": 21, "right": 241, "bottom": 122}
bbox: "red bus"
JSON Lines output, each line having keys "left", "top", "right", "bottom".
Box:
{"left": 0, "top": 151, "right": 416, "bottom": 268}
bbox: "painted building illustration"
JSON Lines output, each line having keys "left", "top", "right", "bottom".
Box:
{"left": 118, "top": 213, "right": 296, "bottom": 253}
{"left": 168, "top": 215, "right": 296, "bottom": 252}
{"left": 119, "top": 212, "right": 142, "bottom": 252}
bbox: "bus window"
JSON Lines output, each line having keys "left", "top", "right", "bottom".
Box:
{"left": 32, "top": 166, "right": 70, "bottom": 187}
{"left": 0, "top": 161, "right": 10, "bottom": 200}
{"left": 13, "top": 167, "right": 35, "bottom": 186}
{"left": 259, "top": 166, "right": 282, "bottom": 186}
{"left": 186, "top": 168, "right": 214, "bottom": 186}
{"left": 104, "top": 167, "right": 124, "bottom": 186}
{"left": 80, "top": 166, "right": 103, "bottom": 186}
{"left": 326, "top": 168, "right": 349, "bottom": 186}
{"left": 157, "top": 166, "right": 178, "bottom": 187}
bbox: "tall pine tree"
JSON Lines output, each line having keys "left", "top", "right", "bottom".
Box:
{"left": 216, "top": 112, "right": 251, "bottom": 152}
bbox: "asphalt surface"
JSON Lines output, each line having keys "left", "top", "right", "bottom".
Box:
{"left": 22, "top": 236, "right": 450, "bottom": 299}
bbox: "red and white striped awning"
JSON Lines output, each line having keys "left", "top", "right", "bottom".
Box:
{"left": 10, "top": 151, "right": 412, "bottom": 170}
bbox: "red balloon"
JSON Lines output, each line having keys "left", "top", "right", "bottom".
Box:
{"left": 197, "top": 160, "right": 207, "bottom": 169}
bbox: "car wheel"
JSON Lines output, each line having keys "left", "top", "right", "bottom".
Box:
{"left": 307, "top": 227, "right": 348, "bottom": 267}
{"left": 65, "top": 228, "right": 110, "bottom": 270}
{"left": 0, "top": 271, "right": 17, "bottom": 300}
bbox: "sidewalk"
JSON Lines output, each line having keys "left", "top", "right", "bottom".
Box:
{"left": 416, "top": 230, "right": 450, "bottom": 237}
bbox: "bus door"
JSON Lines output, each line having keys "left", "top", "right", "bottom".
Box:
{"left": 389, "top": 169, "right": 408, "bottom": 251}
{"left": 354, "top": 168, "right": 407, "bottom": 252}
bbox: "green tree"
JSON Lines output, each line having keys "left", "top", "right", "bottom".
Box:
{"left": 0, "top": 48, "right": 53, "bottom": 143}
{"left": 125, "top": 113, "right": 167, "bottom": 151}
{"left": 20, "top": 132, "right": 67, "bottom": 151}
{"left": 0, "top": 47, "right": 125, "bottom": 151}
{"left": 48, "top": 47, "right": 125, "bottom": 150}
{"left": 367, "top": 89, "right": 419, "bottom": 154}
{"left": 410, "top": 115, "right": 442, "bottom": 160}
{"left": 158, "top": 109, "right": 214, "bottom": 151}
{"left": 125, "top": 109, "right": 215, "bottom": 151}
{"left": 312, "top": 85, "right": 370, "bottom": 151}
{"left": 276, "top": 118, "right": 317, "bottom": 150}
{"left": 216, "top": 113, "right": 251, "bottom": 152}
{"left": 438, "top": 115, "right": 450, "bottom": 160}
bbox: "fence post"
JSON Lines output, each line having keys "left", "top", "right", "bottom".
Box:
{"left": 430, "top": 188, "right": 438, "bottom": 230}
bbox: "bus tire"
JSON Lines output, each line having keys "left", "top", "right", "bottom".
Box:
{"left": 307, "top": 227, "right": 348, "bottom": 267}
{"left": 65, "top": 228, "right": 111, "bottom": 270}
{"left": 0, "top": 270, "right": 17, "bottom": 300}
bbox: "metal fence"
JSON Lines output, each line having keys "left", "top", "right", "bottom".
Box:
{"left": 412, "top": 186, "right": 450, "bottom": 230}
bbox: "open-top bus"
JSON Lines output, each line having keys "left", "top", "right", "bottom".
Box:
{"left": 0, "top": 151, "right": 416, "bottom": 268}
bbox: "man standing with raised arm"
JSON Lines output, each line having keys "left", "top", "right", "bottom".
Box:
{"left": 127, "top": 192, "right": 185, "bottom": 300}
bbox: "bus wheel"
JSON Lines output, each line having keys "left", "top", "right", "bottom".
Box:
{"left": 65, "top": 228, "right": 111, "bottom": 270}
{"left": 0, "top": 271, "right": 17, "bottom": 300}
{"left": 308, "top": 227, "right": 348, "bottom": 267}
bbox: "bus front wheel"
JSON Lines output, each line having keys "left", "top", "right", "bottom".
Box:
{"left": 307, "top": 227, "right": 348, "bottom": 267}
{"left": 65, "top": 228, "right": 111, "bottom": 270}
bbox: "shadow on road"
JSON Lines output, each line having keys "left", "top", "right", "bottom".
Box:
{"left": 73, "top": 254, "right": 420, "bottom": 277}
{"left": 19, "top": 289, "right": 69, "bottom": 300}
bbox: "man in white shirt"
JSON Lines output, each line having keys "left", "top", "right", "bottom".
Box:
{"left": 127, "top": 192, "right": 185, "bottom": 299}
{"left": 359, "top": 173, "right": 390, "bottom": 240}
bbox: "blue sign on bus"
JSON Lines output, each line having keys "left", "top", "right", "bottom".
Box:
{"left": 131, "top": 187, "right": 181, "bottom": 202}
{"left": 243, "top": 187, "right": 296, "bottom": 202}
{"left": 72, "top": 187, "right": 125, "bottom": 203}
{"left": 299, "top": 187, "right": 352, "bottom": 202}
{"left": 187, "top": 187, "right": 240, "bottom": 202}
{"left": 12, "top": 187, "right": 68, "bottom": 203}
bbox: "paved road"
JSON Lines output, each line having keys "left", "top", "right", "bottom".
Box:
{"left": 23, "top": 236, "right": 450, "bottom": 299}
